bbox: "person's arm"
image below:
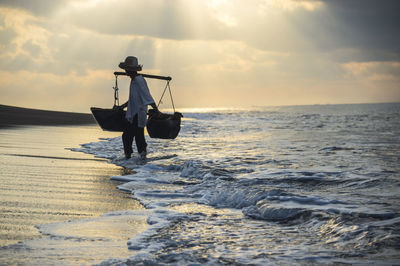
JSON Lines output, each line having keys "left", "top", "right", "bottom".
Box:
{"left": 117, "top": 101, "right": 128, "bottom": 109}
{"left": 150, "top": 102, "right": 159, "bottom": 111}
{"left": 148, "top": 102, "right": 162, "bottom": 118}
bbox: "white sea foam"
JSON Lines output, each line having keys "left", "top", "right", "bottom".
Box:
{"left": 72, "top": 104, "right": 400, "bottom": 264}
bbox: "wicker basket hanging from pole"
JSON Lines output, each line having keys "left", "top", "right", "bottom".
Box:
{"left": 91, "top": 72, "right": 182, "bottom": 139}
{"left": 146, "top": 80, "right": 183, "bottom": 139}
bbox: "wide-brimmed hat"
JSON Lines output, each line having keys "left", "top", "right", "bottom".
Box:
{"left": 119, "top": 56, "right": 143, "bottom": 71}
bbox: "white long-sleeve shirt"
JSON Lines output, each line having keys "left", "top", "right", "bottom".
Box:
{"left": 125, "top": 75, "right": 155, "bottom": 127}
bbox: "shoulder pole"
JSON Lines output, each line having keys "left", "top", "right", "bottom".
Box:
{"left": 113, "top": 72, "right": 172, "bottom": 81}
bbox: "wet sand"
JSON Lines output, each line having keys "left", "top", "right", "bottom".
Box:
{"left": 0, "top": 108, "right": 145, "bottom": 264}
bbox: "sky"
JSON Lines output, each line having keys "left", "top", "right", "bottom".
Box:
{"left": 0, "top": 0, "right": 399, "bottom": 112}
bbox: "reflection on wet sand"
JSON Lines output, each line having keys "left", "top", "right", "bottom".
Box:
{"left": 0, "top": 125, "right": 144, "bottom": 264}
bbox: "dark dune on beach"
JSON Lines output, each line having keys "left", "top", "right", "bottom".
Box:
{"left": 0, "top": 104, "right": 95, "bottom": 128}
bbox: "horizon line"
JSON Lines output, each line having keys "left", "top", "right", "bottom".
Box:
{"left": 1, "top": 101, "right": 399, "bottom": 114}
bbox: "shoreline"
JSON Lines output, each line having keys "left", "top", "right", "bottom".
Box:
{"left": 0, "top": 104, "right": 95, "bottom": 128}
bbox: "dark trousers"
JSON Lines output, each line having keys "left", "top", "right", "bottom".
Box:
{"left": 122, "top": 115, "right": 147, "bottom": 157}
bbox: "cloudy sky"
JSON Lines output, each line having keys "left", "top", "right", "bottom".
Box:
{"left": 0, "top": 0, "right": 399, "bottom": 112}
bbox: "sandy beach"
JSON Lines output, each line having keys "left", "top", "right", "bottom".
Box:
{"left": 0, "top": 106, "right": 148, "bottom": 264}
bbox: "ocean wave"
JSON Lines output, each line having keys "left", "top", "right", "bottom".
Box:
{"left": 243, "top": 205, "right": 310, "bottom": 221}
{"left": 70, "top": 104, "right": 400, "bottom": 264}
{"left": 73, "top": 137, "right": 398, "bottom": 224}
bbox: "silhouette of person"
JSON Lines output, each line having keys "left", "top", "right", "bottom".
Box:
{"left": 118, "top": 56, "right": 160, "bottom": 159}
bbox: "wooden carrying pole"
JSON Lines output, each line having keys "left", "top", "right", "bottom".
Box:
{"left": 114, "top": 71, "right": 172, "bottom": 81}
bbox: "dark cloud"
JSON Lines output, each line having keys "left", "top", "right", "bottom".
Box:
{"left": 0, "top": 0, "right": 230, "bottom": 40}
{"left": 0, "top": 0, "right": 68, "bottom": 16}
{"left": 291, "top": 0, "right": 400, "bottom": 61}
{"left": 65, "top": 0, "right": 231, "bottom": 40}
{"left": 2, "top": 0, "right": 399, "bottom": 61}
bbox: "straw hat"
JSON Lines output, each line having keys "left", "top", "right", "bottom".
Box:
{"left": 119, "top": 56, "right": 143, "bottom": 71}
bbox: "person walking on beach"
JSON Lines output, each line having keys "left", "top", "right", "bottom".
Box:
{"left": 118, "top": 56, "right": 160, "bottom": 159}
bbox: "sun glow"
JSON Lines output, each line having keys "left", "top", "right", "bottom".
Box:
{"left": 69, "top": 0, "right": 106, "bottom": 9}
{"left": 0, "top": 0, "right": 398, "bottom": 111}
{"left": 264, "top": 0, "right": 323, "bottom": 11}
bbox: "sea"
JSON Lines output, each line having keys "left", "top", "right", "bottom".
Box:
{"left": 1, "top": 103, "right": 399, "bottom": 265}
